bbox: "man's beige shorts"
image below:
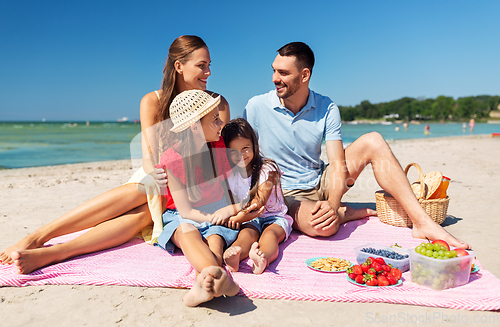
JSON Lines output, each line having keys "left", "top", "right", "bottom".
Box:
{"left": 282, "top": 164, "right": 331, "bottom": 210}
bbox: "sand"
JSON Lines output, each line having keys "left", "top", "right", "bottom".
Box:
{"left": 1, "top": 135, "right": 499, "bottom": 326}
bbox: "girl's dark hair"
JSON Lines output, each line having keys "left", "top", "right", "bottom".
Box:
{"left": 221, "top": 118, "right": 281, "bottom": 208}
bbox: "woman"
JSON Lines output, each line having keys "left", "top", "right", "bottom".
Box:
{"left": 0, "top": 35, "right": 230, "bottom": 274}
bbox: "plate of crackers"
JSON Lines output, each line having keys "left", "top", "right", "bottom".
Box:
{"left": 305, "top": 257, "right": 353, "bottom": 273}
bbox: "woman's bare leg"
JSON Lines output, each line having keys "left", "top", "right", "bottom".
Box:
{"left": 11, "top": 203, "right": 153, "bottom": 274}
{"left": 1, "top": 184, "right": 147, "bottom": 264}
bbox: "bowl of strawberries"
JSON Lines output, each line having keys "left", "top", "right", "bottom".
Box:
{"left": 346, "top": 257, "right": 403, "bottom": 287}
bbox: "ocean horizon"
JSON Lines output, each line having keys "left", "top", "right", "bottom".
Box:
{"left": 1, "top": 121, "right": 498, "bottom": 169}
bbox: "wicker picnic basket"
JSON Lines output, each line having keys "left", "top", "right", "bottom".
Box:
{"left": 375, "top": 163, "right": 449, "bottom": 228}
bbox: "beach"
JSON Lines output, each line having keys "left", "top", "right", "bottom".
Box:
{"left": 1, "top": 135, "right": 499, "bottom": 326}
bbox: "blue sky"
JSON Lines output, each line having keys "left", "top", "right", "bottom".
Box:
{"left": 1, "top": 0, "right": 499, "bottom": 121}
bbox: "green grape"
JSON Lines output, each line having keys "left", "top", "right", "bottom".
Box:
{"left": 437, "top": 250, "right": 445, "bottom": 257}
{"left": 432, "top": 251, "right": 439, "bottom": 258}
{"left": 425, "top": 243, "right": 434, "bottom": 250}
{"left": 418, "top": 247, "right": 427, "bottom": 255}
{"left": 432, "top": 243, "right": 441, "bottom": 251}
{"left": 425, "top": 250, "right": 434, "bottom": 257}
{"left": 449, "top": 250, "right": 457, "bottom": 258}
{"left": 415, "top": 246, "right": 422, "bottom": 253}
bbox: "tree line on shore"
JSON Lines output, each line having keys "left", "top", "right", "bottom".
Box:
{"left": 338, "top": 95, "right": 500, "bottom": 122}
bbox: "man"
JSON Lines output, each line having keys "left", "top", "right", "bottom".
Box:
{"left": 243, "top": 42, "right": 469, "bottom": 249}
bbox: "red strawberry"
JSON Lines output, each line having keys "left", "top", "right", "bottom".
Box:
{"left": 352, "top": 265, "right": 363, "bottom": 275}
{"left": 371, "top": 262, "right": 383, "bottom": 273}
{"left": 361, "top": 261, "right": 371, "bottom": 273}
{"left": 390, "top": 268, "right": 402, "bottom": 281}
{"left": 386, "top": 275, "right": 397, "bottom": 285}
{"left": 377, "top": 275, "right": 389, "bottom": 286}
{"left": 364, "top": 274, "right": 378, "bottom": 286}
{"left": 346, "top": 267, "right": 356, "bottom": 280}
{"left": 374, "top": 257, "right": 386, "bottom": 265}
{"left": 366, "top": 267, "right": 377, "bottom": 276}
{"left": 382, "top": 264, "right": 391, "bottom": 272}
{"left": 355, "top": 274, "right": 365, "bottom": 284}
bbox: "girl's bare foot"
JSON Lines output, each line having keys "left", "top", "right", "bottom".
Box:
{"left": 183, "top": 267, "right": 217, "bottom": 307}
{"left": 249, "top": 242, "right": 267, "bottom": 275}
{"left": 0, "top": 233, "right": 45, "bottom": 265}
{"left": 212, "top": 266, "right": 239, "bottom": 298}
{"left": 412, "top": 218, "right": 469, "bottom": 249}
{"left": 223, "top": 246, "right": 241, "bottom": 272}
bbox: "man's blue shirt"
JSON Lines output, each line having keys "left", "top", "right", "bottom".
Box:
{"left": 243, "top": 89, "right": 342, "bottom": 190}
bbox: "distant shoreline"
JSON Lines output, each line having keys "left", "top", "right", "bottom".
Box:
{"left": 2, "top": 134, "right": 493, "bottom": 171}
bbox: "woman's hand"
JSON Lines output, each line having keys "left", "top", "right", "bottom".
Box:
{"left": 152, "top": 164, "right": 167, "bottom": 188}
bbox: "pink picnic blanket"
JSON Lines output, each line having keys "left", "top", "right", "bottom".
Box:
{"left": 1, "top": 217, "right": 499, "bottom": 311}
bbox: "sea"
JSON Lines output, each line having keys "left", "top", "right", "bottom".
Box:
{"left": 0, "top": 121, "right": 498, "bottom": 169}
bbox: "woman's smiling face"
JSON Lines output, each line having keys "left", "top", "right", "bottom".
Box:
{"left": 177, "top": 47, "right": 211, "bottom": 90}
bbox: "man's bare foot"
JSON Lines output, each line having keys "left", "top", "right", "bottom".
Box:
{"left": 412, "top": 219, "right": 470, "bottom": 249}
{"left": 338, "top": 204, "right": 377, "bottom": 223}
{"left": 212, "top": 266, "right": 239, "bottom": 298}
{"left": 0, "top": 233, "right": 45, "bottom": 265}
{"left": 249, "top": 242, "right": 268, "bottom": 275}
{"left": 223, "top": 246, "right": 241, "bottom": 272}
{"left": 183, "top": 267, "right": 218, "bottom": 307}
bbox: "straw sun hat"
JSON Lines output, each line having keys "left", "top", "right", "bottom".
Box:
{"left": 169, "top": 90, "right": 221, "bottom": 133}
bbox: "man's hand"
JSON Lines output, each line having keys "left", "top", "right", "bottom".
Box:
{"left": 310, "top": 200, "right": 339, "bottom": 231}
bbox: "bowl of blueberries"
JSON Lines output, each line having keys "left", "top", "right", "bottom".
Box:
{"left": 354, "top": 243, "right": 410, "bottom": 272}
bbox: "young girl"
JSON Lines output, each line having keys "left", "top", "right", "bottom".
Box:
{"left": 221, "top": 118, "right": 293, "bottom": 274}
{"left": 156, "top": 90, "right": 260, "bottom": 307}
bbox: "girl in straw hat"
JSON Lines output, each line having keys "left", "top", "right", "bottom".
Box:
{"left": 4, "top": 35, "right": 231, "bottom": 275}
{"left": 157, "top": 90, "right": 261, "bottom": 307}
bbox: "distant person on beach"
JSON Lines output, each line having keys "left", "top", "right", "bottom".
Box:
{"left": 403, "top": 122, "right": 408, "bottom": 131}
{"left": 221, "top": 118, "right": 293, "bottom": 275}
{"left": 244, "top": 41, "right": 469, "bottom": 249}
{"left": 1, "top": 35, "right": 232, "bottom": 274}
{"left": 424, "top": 124, "right": 430, "bottom": 135}
{"left": 469, "top": 117, "right": 475, "bottom": 133}
{"left": 156, "top": 90, "right": 249, "bottom": 306}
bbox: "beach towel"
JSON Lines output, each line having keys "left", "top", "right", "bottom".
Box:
{"left": 1, "top": 217, "right": 499, "bottom": 311}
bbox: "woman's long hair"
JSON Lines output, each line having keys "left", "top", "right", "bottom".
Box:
{"left": 154, "top": 35, "right": 208, "bottom": 160}
{"left": 155, "top": 35, "right": 207, "bottom": 125}
{"left": 221, "top": 118, "right": 281, "bottom": 209}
